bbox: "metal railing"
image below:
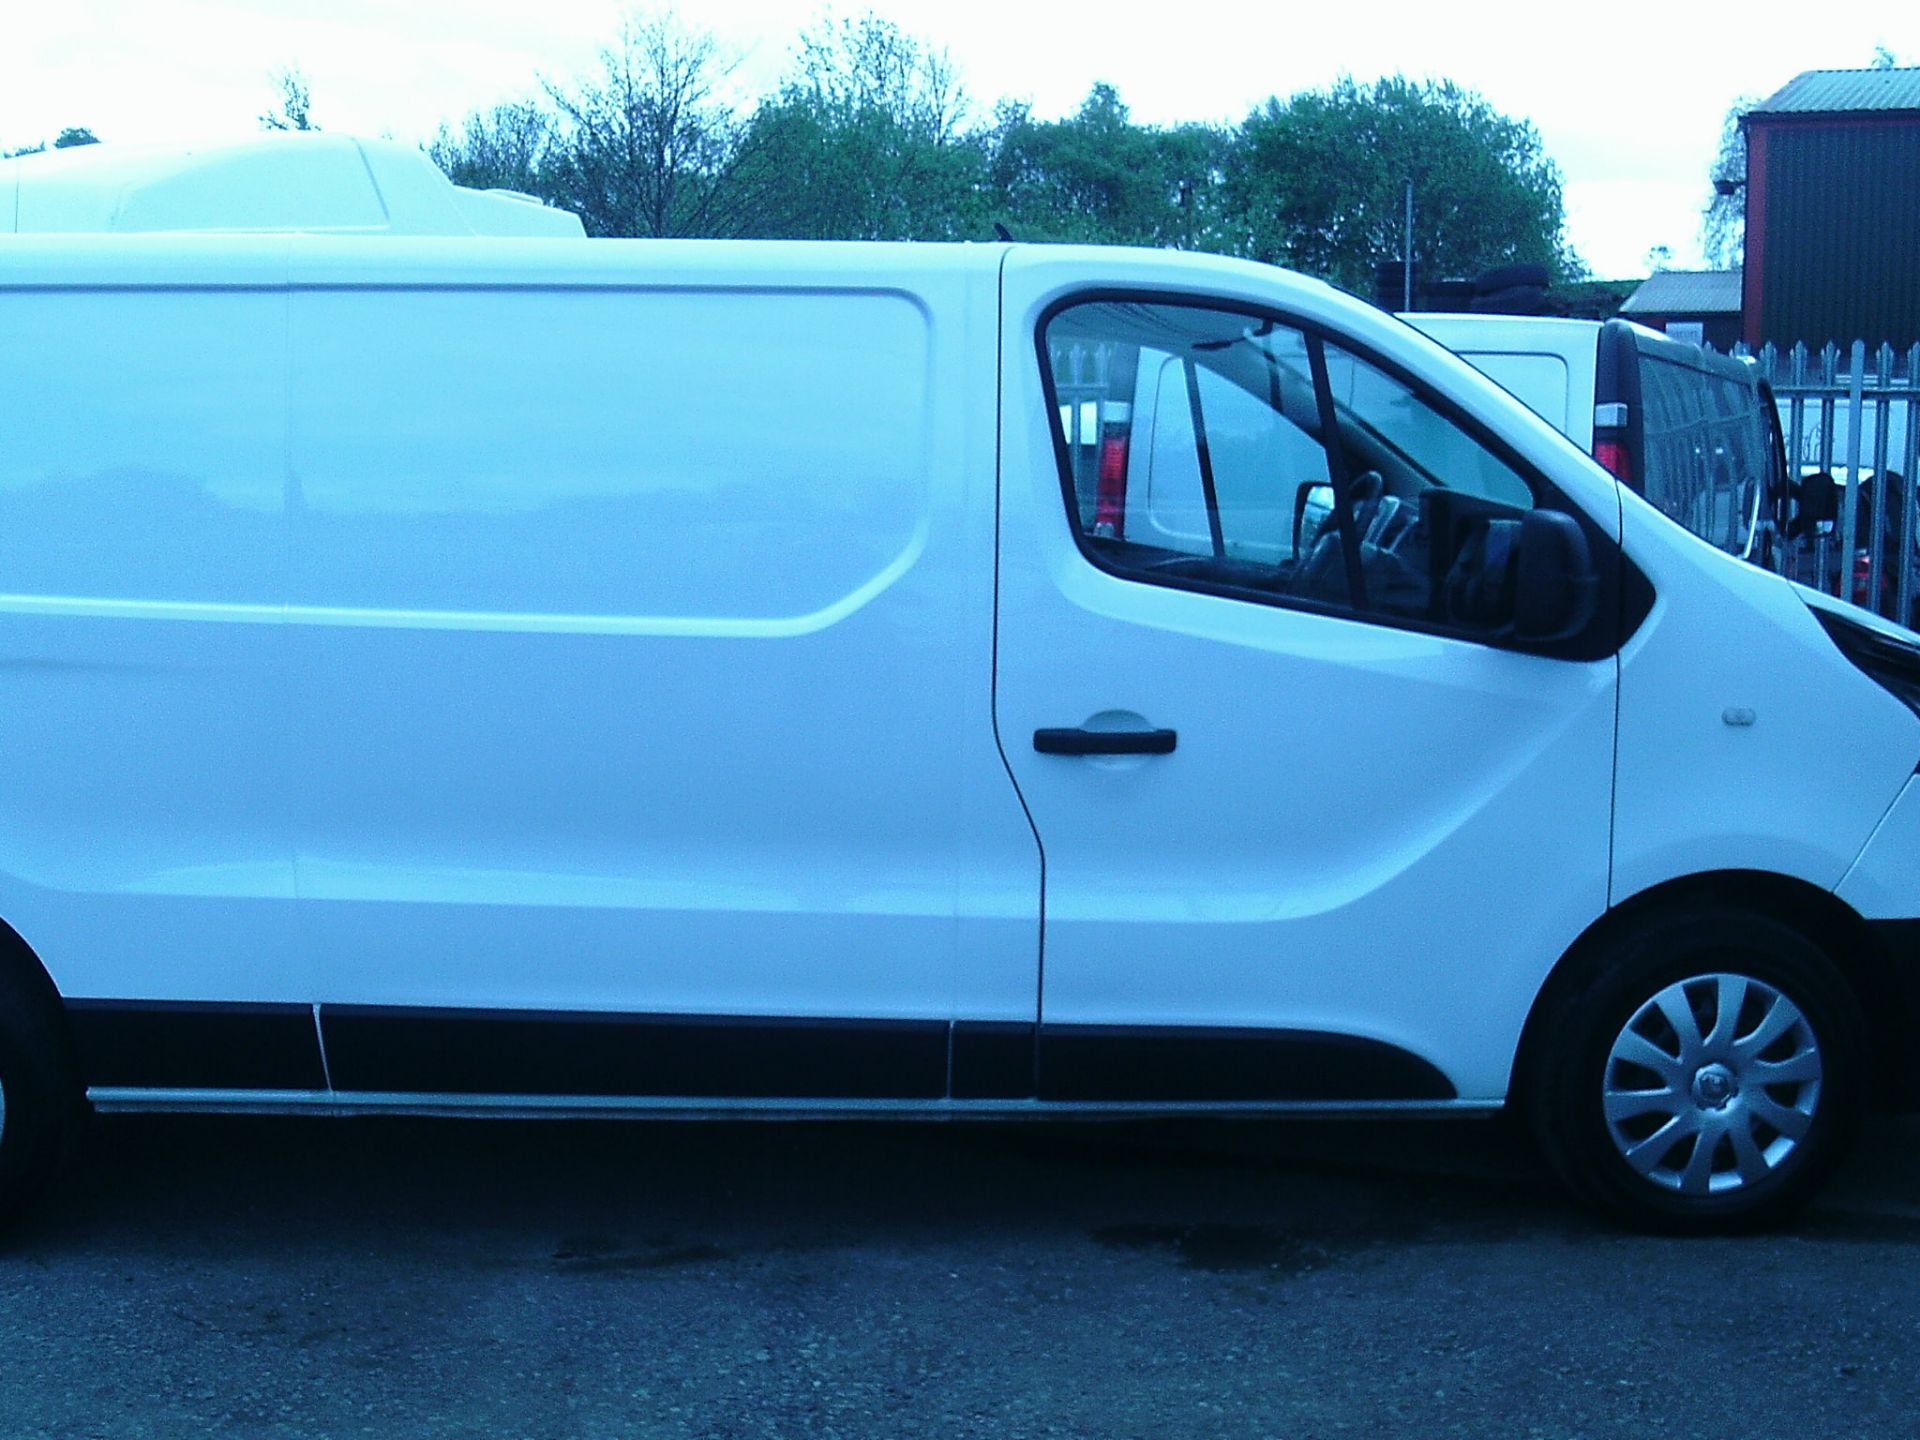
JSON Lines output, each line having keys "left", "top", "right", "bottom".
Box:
{"left": 1738, "top": 340, "right": 1920, "bottom": 623}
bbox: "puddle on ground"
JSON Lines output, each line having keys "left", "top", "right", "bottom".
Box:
{"left": 1091, "top": 1222, "right": 1323, "bottom": 1275}
{"left": 551, "top": 1236, "right": 733, "bottom": 1272}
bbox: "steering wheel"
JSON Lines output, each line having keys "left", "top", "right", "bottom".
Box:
{"left": 1306, "top": 470, "right": 1385, "bottom": 550}
{"left": 1292, "top": 469, "right": 1385, "bottom": 601}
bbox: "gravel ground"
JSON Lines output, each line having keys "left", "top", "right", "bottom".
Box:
{"left": 0, "top": 1108, "right": 1915, "bottom": 1438}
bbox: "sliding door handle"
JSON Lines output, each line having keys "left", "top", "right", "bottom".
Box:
{"left": 1033, "top": 727, "right": 1177, "bottom": 757}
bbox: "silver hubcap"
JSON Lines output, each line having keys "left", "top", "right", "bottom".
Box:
{"left": 1603, "top": 973, "right": 1823, "bottom": 1197}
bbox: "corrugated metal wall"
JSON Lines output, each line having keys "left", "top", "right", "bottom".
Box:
{"left": 1759, "top": 122, "right": 1920, "bottom": 351}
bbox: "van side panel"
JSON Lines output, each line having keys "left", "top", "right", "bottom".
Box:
{"left": 290, "top": 288, "right": 933, "bottom": 623}
{"left": 0, "top": 286, "right": 304, "bottom": 1002}
{"left": 283, "top": 265, "right": 1038, "bottom": 1083}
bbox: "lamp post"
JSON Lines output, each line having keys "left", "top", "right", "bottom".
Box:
{"left": 1403, "top": 178, "right": 1414, "bottom": 311}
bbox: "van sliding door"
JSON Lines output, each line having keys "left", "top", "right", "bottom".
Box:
{"left": 281, "top": 258, "right": 1038, "bottom": 1103}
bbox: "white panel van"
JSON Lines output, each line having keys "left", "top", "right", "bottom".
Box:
{"left": 2, "top": 142, "right": 1919, "bottom": 1232}
{"left": 1405, "top": 313, "right": 1787, "bottom": 571}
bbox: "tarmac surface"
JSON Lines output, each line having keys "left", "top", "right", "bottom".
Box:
{"left": 1, "top": 1108, "right": 1917, "bottom": 1438}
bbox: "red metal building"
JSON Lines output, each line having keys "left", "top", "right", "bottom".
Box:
{"left": 1742, "top": 67, "right": 1920, "bottom": 351}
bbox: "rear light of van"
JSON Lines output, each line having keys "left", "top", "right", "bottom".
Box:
{"left": 1591, "top": 401, "right": 1632, "bottom": 488}
{"left": 1853, "top": 550, "right": 1874, "bottom": 608}
{"left": 1593, "top": 438, "right": 1632, "bottom": 485}
{"left": 1092, "top": 422, "right": 1130, "bottom": 539}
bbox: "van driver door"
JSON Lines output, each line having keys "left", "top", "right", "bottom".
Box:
{"left": 993, "top": 261, "right": 1621, "bottom": 1106}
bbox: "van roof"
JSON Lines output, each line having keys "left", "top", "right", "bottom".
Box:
{"left": 0, "top": 134, "right": 586, "bottom": 238}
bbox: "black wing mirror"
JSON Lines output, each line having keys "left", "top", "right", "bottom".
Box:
{"left": 1513, "top": 509, "right": 1599, "bottom": 644}
{"left": 1798, "top": 470, "right": 1838, "bottom": 536}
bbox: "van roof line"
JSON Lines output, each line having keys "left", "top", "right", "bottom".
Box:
{"left": 0, "top": 134, "right": 587, "bottom": 239}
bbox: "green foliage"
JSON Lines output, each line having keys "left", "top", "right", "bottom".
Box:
{"left": 261, "top": 68, "right": 316, "bottom": 132}
{"left": 1701, "top": 96, "right": 1754, "bottom": 270}
{"left": 418, "top": 11, "right": 1578, "bottom": 284}
{"left": 430, "top": 102, "right": 556, "bottom": 196}
{"left": 4, "top": 127, "right": 101, "bottom": 158}
{"left": 989, "top": 85, "right": 1226, "bottom": 248}
{"left": 1224, "top": 76, "right": 1573, "bottom": 290}
{"left": 538, "top": 14, "right": 753, "bottom": 237}
{"left": 1555, "top": 278, "right": 1637, "bottom": 320}
{"left": 11, "top": 10, "right": 1586, "bottom": 285}
{"left": 734, "top": 14, "right": 988, "bottom": 241}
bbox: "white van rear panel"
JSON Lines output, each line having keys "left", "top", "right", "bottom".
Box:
{"left": 1401, "top": 315, "right": 1600, "bottom": 451}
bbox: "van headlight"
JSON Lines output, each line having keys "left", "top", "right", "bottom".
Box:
{"left": 1809, "top": 605, "right": 1920, "bottom": 719}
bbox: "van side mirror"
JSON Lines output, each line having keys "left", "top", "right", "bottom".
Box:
{"left": 1513, "top": 509, "right": 1599, "bottom": 643}
{"left": 1799, "top": 471, "right": 1838, "bottom": 534}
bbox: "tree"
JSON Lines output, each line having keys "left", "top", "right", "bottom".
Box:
{"left": 1222, "top": 76, "right": 1576, "bottom": 290}
{"left": 735, "top": 13, "right": 988, "bottom": 241}
{"left": 788, "top": 10, "right": 968, "bottom": 144}
{"left": 4, "top": 126, "right": 101, "bottom": 159}
{"left": 261, "top": 67, "right": 316, "bottom": 131}
{"left": 1872, "top": 43, "right": 1900, "bottom": 69}
{"left": 540, "top": 13, "right": 754, "bottom": 238}
{"left": 3, "top": 127, "right": 94, "bottom": 160}
{"left": 1700, "top": 95, "right": 1754, "bottom": 270}
{"left": 988, "top": 84, "right": 1226, "bottom": 248}
{"left": 430, "top": 101, "right": 558, "bottom": 196}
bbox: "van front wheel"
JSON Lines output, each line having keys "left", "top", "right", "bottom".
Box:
{"left": 1528, "top": 909, "right": 1864, "bottom": 1232}
{"left": 0, "top": 966, "right": 80, "bottom": 1234}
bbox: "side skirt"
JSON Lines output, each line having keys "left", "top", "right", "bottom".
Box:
{"left": 85, "top": 1088, "right": 1502, "bottom": 1122}
{"left": 65, "top": 1001, "right": 1466, "bottom": 1107}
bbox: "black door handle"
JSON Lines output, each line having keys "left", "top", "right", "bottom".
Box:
{"left": 1033, "top": 727, "right": 1177, "bottom": 756}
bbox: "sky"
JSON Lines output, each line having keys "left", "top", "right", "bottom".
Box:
{"left": 3, "top": 1, "right": 1915, "bottom": 278}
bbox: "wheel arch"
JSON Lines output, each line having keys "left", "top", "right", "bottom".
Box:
{"left": 0, "top": 914, "right": 78, "bottom": 1081}
{"left": 1512, "top": 869, "right": 1908, "bottom": 1108}
{"left": 0, "top": 914, "right": 66, "bottom": 1015}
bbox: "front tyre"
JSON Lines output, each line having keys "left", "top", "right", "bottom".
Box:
{"left": 1528, "top": 908, "right": 1865, "bottom": 1232}
{"left": 0, "top": 965, "right": 80, "bottom": 1235}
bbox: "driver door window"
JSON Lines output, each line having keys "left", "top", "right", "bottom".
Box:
{"left": 1043, "top": 299, "right": 1542, "bottom": 637}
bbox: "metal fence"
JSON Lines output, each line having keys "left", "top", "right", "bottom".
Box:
{"left": 1734, "top": 340, "right": 1920, "bottom": 623}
